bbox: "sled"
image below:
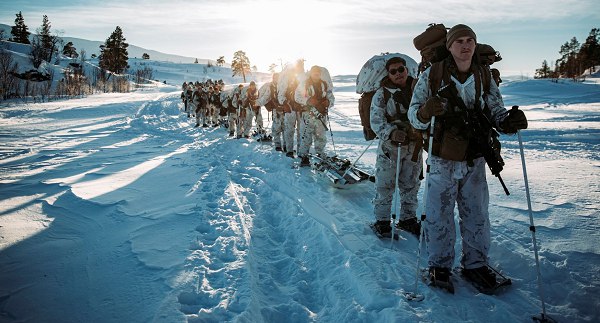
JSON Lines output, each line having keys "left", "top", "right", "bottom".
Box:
{"left": 311, "top": 154, "right": 374, "bottom": 189}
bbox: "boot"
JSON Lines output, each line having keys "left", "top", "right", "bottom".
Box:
{"left": 429, "top": 267, "right": 454, "bottom": 293}
{"left": 372, "top": 220, "right": 392, "bottom": 238}
{"left": 300, "top": 156, "right": 310, "bottom": 167}
{"left": 275, "top": 146, "right": 282, "bottom": 152}
{"left": 462, "top": 265, "right": 497, "bottom": 289}
{"left": 396, "top": 217, "right": 421, "bottom": 237}
{"left": 286, "top": 151, "right": 294, "bottom": 158}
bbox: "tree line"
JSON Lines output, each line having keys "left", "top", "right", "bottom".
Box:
{"left": 2, "top": 10, "right": 264, "bottom": 101}
{"left": 535, "top": 28, "right": 600, "bottom": 80}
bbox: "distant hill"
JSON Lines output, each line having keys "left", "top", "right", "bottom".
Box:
{"left": 0, "top": 23, "right": 215, "bottom": 65}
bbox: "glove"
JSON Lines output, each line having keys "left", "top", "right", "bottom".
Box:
{"left": 320, "top": 99, "right": 330, "bottom": 108}
{"left": 389, "top": 129, "right": 407, "bottom": 144}
{"left": 307, "top": 97, "right": 319, "bottom": 107}
{"left": 501, "top": 108, "right": 528, "bottom": 133}
{"left": 417, "top": 96, "right": 445, "bottom": 122}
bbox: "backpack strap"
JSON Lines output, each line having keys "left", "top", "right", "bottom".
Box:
{"left": 428, "top": 60, "right": 450, "bottom": 95}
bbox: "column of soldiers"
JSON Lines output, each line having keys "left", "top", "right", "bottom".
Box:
{"left": 180, "top": 79, "right": 227, "bottom": 128}
{"left": 180, "top": 61, "right": 336, "bottom": 165}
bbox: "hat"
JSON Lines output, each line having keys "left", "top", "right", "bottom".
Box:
{"left": 446, "top": 24, "right": 477, "bottom": 49}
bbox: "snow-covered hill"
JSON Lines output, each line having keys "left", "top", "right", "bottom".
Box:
{"left": 0, "top": 70, "right": 598, "bottom": 322}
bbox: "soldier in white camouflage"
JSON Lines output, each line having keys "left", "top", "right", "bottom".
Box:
{"left": 370, "top": 56, "right": 423, "bottom": 239}
{"left": 232, "top": 84, "right": 246, "bottom": 137}
{"left": 295, "top": 66, "right": 335, "bottom": 166}
{"left": 278, "top": 60, "right": 305, "bottom": 157}
{"left": 258, "top": 73, "right": 285, "bottom": 151}
{"left": 408, "top": 24, "right": 528, "bottom": 292}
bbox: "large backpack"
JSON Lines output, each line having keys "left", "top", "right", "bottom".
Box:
{"left": 356, "top": 53, "right": 419, "bottom": 141}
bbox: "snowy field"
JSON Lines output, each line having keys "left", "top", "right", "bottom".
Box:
{"left": 0, "top": 70, "right": 599, "bottom": 322}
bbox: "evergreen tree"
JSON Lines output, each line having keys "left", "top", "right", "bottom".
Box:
{"left": 98, "top": 26, "right": 129, "bottom": 74}
{"left": 194, "top": 58, "right": 198, "bottom": 64}
{"left": 231, "top": 50, "right": 251, "bottom": 82}
{"left": 579, "top": 28, "right": 600, "bottom": 74}
{"left": 38, "top": 15, "right": 58, "bottom": 62}
{"left": 63, "top": 42, "right": 78, "bottom": 58}
{"left": 142, "top": 53, "right": 150, "bottom": 60}
{"left": 10, "top": 11, "right": 30, "bottom": 44}
{"left": 535, "top": 60, "right": 551, "bottom": 79}
{"left": 216, "top": 56, "right": 225, "bottom": 66}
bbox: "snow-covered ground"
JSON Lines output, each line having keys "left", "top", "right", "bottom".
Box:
{"left": 0, "top": 71, "right": 599, "bottom": 322}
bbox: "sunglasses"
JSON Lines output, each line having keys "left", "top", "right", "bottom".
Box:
{"left": 388, "top": 66, "right": 406, "bottom": 75}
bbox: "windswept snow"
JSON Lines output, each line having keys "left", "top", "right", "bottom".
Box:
{"left": 0, "top": 74, "right": 599, "bottom": 322}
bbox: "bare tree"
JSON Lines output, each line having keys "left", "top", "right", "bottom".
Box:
{"left": 0, "top": 50, "right": 19, "bottom": 100}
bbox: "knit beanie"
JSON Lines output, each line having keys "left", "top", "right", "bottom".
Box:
{"left": 446, "top": 24, "right": 477, "bottom": 49}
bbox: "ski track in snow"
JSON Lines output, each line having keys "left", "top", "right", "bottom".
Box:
{"left": 0, "top": 78, "right": 599, "bottom": 322}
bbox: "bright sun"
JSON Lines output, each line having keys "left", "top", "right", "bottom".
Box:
{"left": 233, "top": 0, "right": 340, "bottom": 71}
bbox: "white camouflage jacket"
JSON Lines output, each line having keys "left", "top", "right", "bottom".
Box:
{"left": 294, "top": 78, "right": 335, "bottom": 109}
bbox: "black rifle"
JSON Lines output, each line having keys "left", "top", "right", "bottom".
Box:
{"left": 437, "top": 82, "right": 510, "bottom": 195}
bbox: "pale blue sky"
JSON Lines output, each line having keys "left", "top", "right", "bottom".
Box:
{"left": 1, "top": 0, "right": 598, "bottom": 76}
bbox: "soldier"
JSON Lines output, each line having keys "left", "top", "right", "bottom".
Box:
{"left": 261, "top": 73, "right": 285, "bottom": 151}
{"left": 370, "top": 56, "right": 422, "bottom": 238}
{"left": 278, "top": 60, "right": 305, "bottom": 157}
{"left": 408, "top": 24, "right": 528, "bottom": 292}
{"left": 295, "top": 66, "right": 335, "bottom": 166}
{"left": 232, "top": 84, "right": 247, "bottom": 138}
{"left": 242, "top": 81, "right": 261, "bottom": 137}
{"left": 192, "top": 84, "right": 208, "bottom": 128}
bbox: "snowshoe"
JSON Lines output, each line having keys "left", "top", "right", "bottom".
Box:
{"left": 427, "top": 267, "right": 455, "bottom": 294}
{"left": 299, "top": 156, "right": 311, "bottom": 167}
{"left": 369, "top": 220, "right": 399, "bottom": 240}
{"left": 396, "top": 217, "right": 421, "bottom": 237}
{"left": 459, "top": 265, "right": 512, "bottom": 295}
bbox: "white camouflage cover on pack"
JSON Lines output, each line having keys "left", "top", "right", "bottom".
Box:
{"left": 257, "top": 82, "right": 272, "bottom": 107}
{"left": 356, "top": 53, "right": 418, "bottom": 94}
{"left": 278, "top": 65, "right": 333, "bottom": 104}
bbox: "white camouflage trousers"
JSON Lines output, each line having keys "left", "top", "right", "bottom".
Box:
{"left": 425, "top": 156, "right": 490, "bottom": 270}
{"left": 252, "top": 108, "right": 264, "bottom": 130}
{"left": 284, "top": 112, "right": 301, "bottom": 153}
{"left": 272, "top": 111, "right": 285, "bottom": 148}
{"left": 298, "top": 111, "right": 327, "bottom": 157}
{"left": 208, "top": 104, "right": 218, "bottom": 124}
{"left": 228, "top": 113, "right": 238, "bottom": 135}
{"left": 242, "top": 108, "right": 253, "bottom": 136}
{"left": 374, "top": 140, "right": 422, "bottom": 222}
{"left": 196, "top": 108, "right": 207, "bottom": 126}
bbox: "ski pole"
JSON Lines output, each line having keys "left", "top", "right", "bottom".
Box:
{"left": 327, "top": 114, "right": 337, "bottom": 156}
{"left": 390, "top": 144, "right": 402, "bottom": 249}
{"left": 517, "top": 125, "right": 555, "bottom": 323}
{"left": 405, "top": 116, "right": 435, "bottom": 302}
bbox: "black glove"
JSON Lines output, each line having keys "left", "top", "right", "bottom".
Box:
{"left": 418, "top": 96, "right": 445, "bottom": 122}
{"left": 390, "top": 129, "right": 407, "bottom": 144}
{"left": 501, "top": 108, "right": 528, "bottom": 133}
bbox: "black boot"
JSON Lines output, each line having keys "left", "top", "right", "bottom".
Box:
{"left": 429, "top": 267, "right": 454, "bottom": 294}
{"left": 396, "top": 217, "right": 421, "bottom": 237}
{"left": 286, "top": 151, "right": 294, "bottom": 158}
{"left": 300, "top": 156, "right": 310, "bottom": 167}
{"left": 462, "top": 265, "right": 497, "bottom": 289}
{"left": 372, "top": 220, "right": 392, "bottom": 238}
